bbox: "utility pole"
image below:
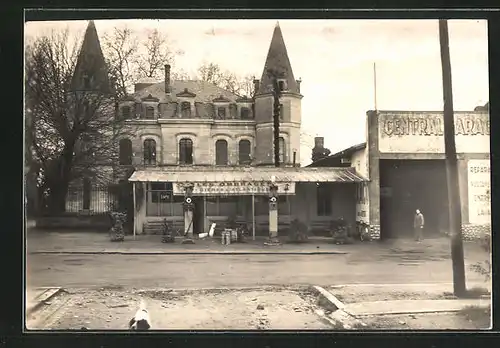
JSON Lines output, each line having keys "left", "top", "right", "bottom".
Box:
{"left": 438, "top": 19, "right": 467, "bottom": 297}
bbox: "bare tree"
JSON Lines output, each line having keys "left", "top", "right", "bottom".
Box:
{"left": 197, "top": 62, "right": 257, "bottom": 97}
{"left": 102, "top": 26, "right": 139, "bottom": 99}
{"left": 102, "top": 27, "right": 184, "bottom": 96}
{"left": 135, "top": 28, "right": 181, "bottom": 80}
{"left": 25, "top": 28, "right": 134, "bottom": 214}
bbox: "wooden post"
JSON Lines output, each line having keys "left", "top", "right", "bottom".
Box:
{"left": 132, "top": 182, "right": 136, "bottom": 240}
{"left": 439, "top": 19, "right": 466, "bottom": 297}
{"left": 203, "top": 195, "right": 207, "bottom": 234}
{"left": 252, "top": 194, "right": 256, "bottom": 240}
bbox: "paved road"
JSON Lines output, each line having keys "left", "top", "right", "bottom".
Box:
{"left": 26, "top": 244, "right": 487, "bottom": 290}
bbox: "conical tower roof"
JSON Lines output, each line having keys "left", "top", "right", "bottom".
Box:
{"left": 71, "top": 21, "right": 110, "bottom": 93}
{"left": 257, "top": 22, "right": 299, "bottom": 95}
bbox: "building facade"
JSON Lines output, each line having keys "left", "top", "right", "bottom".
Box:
{"left": 63, "top": 21, "right": 369, "bottom": 236}
{"left": 312, "top": 109, "right": 491, "bottom": 240}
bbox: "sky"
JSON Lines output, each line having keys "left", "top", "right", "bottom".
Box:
{"left": 24, "top": 19, "right": 489, "bottom": 166}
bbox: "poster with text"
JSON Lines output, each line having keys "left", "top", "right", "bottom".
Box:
{"left": 467, "top": 159, "right": 491, "bottom": 224}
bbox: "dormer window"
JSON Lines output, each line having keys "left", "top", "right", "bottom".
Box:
{"left": 241, "top": 107, "right": 250, "bottom": 120}
{"left": 181, "top": 102, "right": 191, "bottom": 118}
{"left": 83, "top": 74, "right": 91, "bottom": 89}
{"left": 277, "top": 79, "right": 287, "bottom": 92}
{"left": 145, "top": 106, "right": 155, "bottom": 119}
{"left": 217, "top": 107, "right": 226, "bottom": 119}
{"left": 121, "top": 106, "right": 131, "bottom": 120}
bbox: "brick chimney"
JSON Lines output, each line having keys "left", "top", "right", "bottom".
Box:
{"left": 165, "top": 64, "right": 171, "bottom": 93}
{"left": 253, "top": 79, "right": 260, "bottom": 96}
{"left": 314, "top": 137, "right": 324, "bottom": 149}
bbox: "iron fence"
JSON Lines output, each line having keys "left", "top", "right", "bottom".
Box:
{"left": 65, "top": 186, "right": 118, "bottom": 214}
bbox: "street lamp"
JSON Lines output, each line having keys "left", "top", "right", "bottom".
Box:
{"left": 181, "top": 183, "right": 195, "bottom": 244}
{"left": 267, "top": 180, "right": 280, "bottom": 245}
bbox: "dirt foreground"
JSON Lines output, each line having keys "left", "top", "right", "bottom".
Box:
{"left": 27, "top": 286, "right": 332, "bottom": 330}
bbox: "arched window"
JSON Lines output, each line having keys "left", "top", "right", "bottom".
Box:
{"left": 279, "top": 137, "right": 286, "bottom": 163}
{"left": 143, "top": 139, "right": 157, "bottom": 165}
{"left": 238, "top": 140, "right": 251, "bottom": 165}
{"left": 215, "top": 139, "right": 228, "bottom": 165}
{"left": 179, "top": 138, "right": 193, "bottom": 164}
{"left": 145, "top": 106, "right": 155, "bottom": 119}
{"left": 119, "top": 139, "right": 133, "bottom": 165}
{"left": 181, "top": 102, "right": 191, "bottom": 118}
{"left": 121, "top": 106, "right": 131, "bottom": 120}
{"left": 240, "top": 107, "right": 250, "bottom": 120}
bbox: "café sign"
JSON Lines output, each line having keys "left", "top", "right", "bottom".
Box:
{"left": 173, "top": 181, "right": 296, "bottom": 196}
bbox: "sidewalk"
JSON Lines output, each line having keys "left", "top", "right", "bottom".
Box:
{"left": 26, "top": 287, "right": 62, "bottom": 316}
{"left": 26, "top": 231, "right": 352, "bottom": 255}
{"left": 26, "top": 229, "right": 487, "bottom": 258}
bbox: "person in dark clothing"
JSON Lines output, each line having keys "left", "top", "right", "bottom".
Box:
{"left": 413, "top": 209, "right": 425, "bottom": 241}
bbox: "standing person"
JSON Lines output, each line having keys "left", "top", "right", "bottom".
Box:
{"left": 413, "top": 209, "right": 425, "bottom": 241}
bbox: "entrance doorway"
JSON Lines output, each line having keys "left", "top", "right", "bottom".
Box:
{"left": 192, "top": 197, "right": 205, "bottom": 234}
{"left": 379, "top": 159, "right": 449, "bottom": 240}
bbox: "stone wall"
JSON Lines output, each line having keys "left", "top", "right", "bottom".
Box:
{"left": 461, "top": 223, "right": 491, "bottom": 241}
{"left": 369, "top": 224, "right": 381, "bottom": 240}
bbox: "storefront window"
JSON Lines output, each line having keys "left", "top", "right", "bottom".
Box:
{"left": 205, "top": 195, "right": 239, "bottom": 216}
{"left": 146, "top": 182, "right": 183, "bottom": 216}
{"left": 317, "top": 183, "right": 332, "bottom": 216}
{"left": 278, "top": 196, "right": 289, "bottom": 215}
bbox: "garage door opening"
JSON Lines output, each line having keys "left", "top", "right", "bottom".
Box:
{"left": 379, "top": 159, "right": 449, "bottom": 240}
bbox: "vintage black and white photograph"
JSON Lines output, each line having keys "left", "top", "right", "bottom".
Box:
{"left": 24, "top": 16, "right": 491, "bottom": 330}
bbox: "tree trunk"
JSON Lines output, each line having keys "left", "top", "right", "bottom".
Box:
{"left": 44, "top": 146, "right": 75, "bottom": 214}
{"left": 272, "top": 79, "right": 281, "bottom": 167}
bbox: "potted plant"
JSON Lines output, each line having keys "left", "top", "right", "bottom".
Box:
{"left": 109, "top": 212, "right": 126, "bottom": 242}
{"left": 161, "top": 218, "right": 175, "bottom": 243}
{"left": 288, "top": 218, "right": 309, "bottom": 243}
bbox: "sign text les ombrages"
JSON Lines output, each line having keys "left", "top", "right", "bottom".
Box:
{"left": 381, "top": 114, "right": 490, "bottom": 137}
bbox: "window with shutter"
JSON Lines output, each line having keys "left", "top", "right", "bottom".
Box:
{"left": 119, "top": 139, "right": 133, "bottom": 165}
{"left": 238, "top": 140, "right": 251, "bottom": 165}
{"left": 143, "top": 139, "right": 157, "bottom": 165}
{"left": 215, "top": 140, "right": 228, "bottom": 165}
{"left": 278, "top": 137, "right": 286, "bottom": 163}
{"left": 179, "top": 138, "right": 193, "bottom": 164}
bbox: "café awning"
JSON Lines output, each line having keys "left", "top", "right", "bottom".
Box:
{"left": 128, "top": 166, "right": 368, "bottom": 183}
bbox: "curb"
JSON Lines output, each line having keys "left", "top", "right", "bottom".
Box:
{"left": 29, "top": 250, "right": 348, "bottom": 255}
{"left": 309, "top": 285, "right": 367, "bottom": 330}
{"left": 26, "top": 287, "right": 64, "bottom": 317}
